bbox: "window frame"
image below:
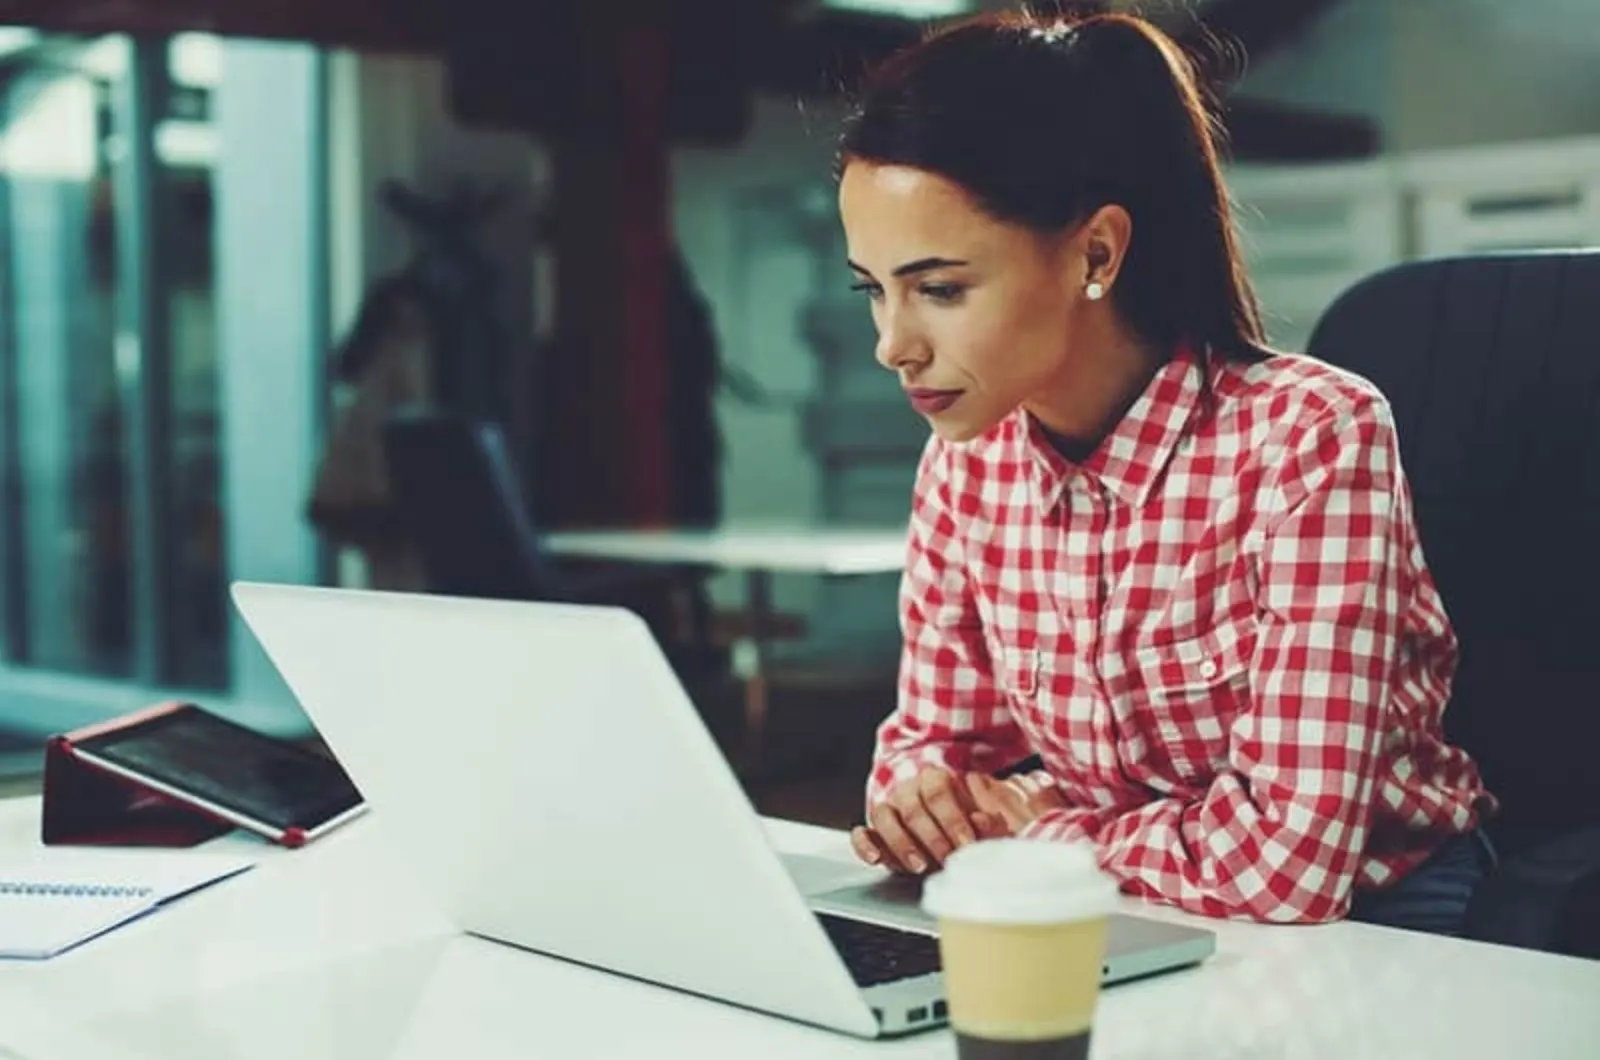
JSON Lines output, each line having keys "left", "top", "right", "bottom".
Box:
{"left": 0, "top": 36, "right": 331, "bottom": 740}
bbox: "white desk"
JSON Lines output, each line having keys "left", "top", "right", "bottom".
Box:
{"left": 546, "top": 526, "right": 907, "bottom": 775}
{"left": 544, "top": 526, "right": 908, "bottom": 576}
{"left": 3, "top": 795, "right": 1598, "bottom": 1060}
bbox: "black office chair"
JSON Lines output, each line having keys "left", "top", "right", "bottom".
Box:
{"left": 1307, "top": 250, "right": 1600, "bottom": 958}
{"left": 383, "top": 411, "right": 551, "bottom": 600}
{"left": 382, "top": 409, "right": 727, "bottom": 687}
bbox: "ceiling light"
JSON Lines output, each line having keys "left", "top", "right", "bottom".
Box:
{"left": 820, "top": 0, "right": 975, "bottom": 18}
{"left": 0, "top": 28, "right": 39, "bottom": 60}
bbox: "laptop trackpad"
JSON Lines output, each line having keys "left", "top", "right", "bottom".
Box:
{"left": 780, "top": 853, "right": 885, "bottom": 898}
{"left": 806, "top": 872, "right": 939, "bottom": 934}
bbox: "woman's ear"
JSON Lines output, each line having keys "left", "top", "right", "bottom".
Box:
{"left": 1079, "top": 203, "right": 1133, "bottom": 297}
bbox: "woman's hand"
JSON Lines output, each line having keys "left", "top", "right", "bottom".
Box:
{"left": 849, "top": 768, "right": 1070, "bottom": 875}
{"left": 964, "top": 771, "right": 1068, "bottom": 835}
{"left": 849, "top": 769, "right": 1006, "bottom": 875}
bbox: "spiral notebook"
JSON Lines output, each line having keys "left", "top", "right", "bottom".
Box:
{"left": 0, "top": 849, "right": 254, "bottom": 959}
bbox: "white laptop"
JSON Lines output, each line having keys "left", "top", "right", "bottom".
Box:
{"left": 230, "top": 583, "right": 1215, "bottom": 1040}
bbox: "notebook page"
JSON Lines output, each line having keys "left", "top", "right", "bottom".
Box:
{"left": 0, "top": 887, "right": 157, "bottom": 960}
{"left": 0, "top": 848, "right": 254, "bottom": 903}
{"left": 0, "top": 849, "right": 255, "bottom": 959}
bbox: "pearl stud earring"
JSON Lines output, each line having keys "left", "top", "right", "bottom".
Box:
{"left": 1085, "top": 281, "right": 1106, "bottom": 301}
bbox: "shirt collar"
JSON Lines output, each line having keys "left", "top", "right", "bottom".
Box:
{"left": 1023, "top": 345, "right": 1205, "bottom": 513}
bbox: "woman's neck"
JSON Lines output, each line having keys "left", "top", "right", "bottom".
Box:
{"left": 1025, "top": 319, "right": 1165, "bottom": 458}
{"left": 1036, "top": 423, "right": 1098, "bottom": 465}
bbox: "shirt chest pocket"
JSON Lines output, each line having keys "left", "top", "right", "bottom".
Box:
{"left": 1128, "top": 618, "right": 1256, "bottom": 786}
{"left": 991, "top": 636, "right": 1041, "bottom": 701}
{"left": 988, "top": 634, "right": 1054, "bottom": 755}
{"left": 977, "top": 584, "right": 1051, "bottom": 704}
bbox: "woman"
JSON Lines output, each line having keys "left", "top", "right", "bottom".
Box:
{"left": 839, "top": 11, "right": 1497, "bottom": 934}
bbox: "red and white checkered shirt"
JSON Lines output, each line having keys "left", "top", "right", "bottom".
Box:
{"left": 868, "top": 347, "right": 1495, "bottom": 924}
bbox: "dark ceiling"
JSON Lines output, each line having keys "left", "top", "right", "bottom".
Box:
{"left": 0, "top": 0, "right": 1370, "bottom": 159}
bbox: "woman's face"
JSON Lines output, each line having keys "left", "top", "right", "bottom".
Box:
{"left": 838, "top": 160, "right": 1093, "bottom": 442}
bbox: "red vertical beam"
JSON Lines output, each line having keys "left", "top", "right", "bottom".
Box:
{"left": 542, "top": 8, "right": 674, "bottom": 530}
{"left": 618, "top": 18, "right": 672, "bottom": 526}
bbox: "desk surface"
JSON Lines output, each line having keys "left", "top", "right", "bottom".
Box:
{"left": 2, "top": 795, "right": 1597, "bottom": 1059}
{"left": 544, "top": 526, "right": 906, "bottom": 574}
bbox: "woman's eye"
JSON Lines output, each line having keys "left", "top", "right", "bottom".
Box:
{"left": 849, "top": 282, "right": 884, "bottom": 302}
{"left": 920, "top": 283, "right": 966, "bottom": 304}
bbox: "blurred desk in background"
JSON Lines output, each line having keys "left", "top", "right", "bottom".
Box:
{"left": 545, "top": 526, "right": 906, "bottom": 778}
{"left": 545, "top": 526, "right": 905, "bottom": 574}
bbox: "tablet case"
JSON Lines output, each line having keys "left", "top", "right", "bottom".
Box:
{"left": 41, "top": 701, "right": 304, "bottom": 849}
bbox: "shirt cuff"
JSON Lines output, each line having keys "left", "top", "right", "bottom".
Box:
{"left": 1018, "top": 806, "right": 1104, "bottom": 845}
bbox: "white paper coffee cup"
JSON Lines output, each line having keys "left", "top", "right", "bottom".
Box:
{"left": 922, "top": 837, "right": 1119, "bottom": 925}
{"left": 923, "top": 838, "right": 1118, "bottom": 1058}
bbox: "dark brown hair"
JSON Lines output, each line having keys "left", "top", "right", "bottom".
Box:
{"left": 836, "top": 10, "right": 1266, "bottom": 362}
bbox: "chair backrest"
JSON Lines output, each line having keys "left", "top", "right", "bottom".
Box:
{"left": 382, "top": 411, "right": 551, "bottom": 601}
{"left": 1306, "top": 251, "right": 1600, "bottom": 841}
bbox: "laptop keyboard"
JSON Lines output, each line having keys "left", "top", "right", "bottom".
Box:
{"left": 816, "top": 913, "right": 942, "bottom": 988}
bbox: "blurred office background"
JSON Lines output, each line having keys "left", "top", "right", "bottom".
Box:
{"left": 0, "top": 0, "right": 1597, "bottom": 817}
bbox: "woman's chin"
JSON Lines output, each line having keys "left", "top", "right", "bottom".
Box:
{"left": 926, "top": 409, "right": 1002, "bottom": 444}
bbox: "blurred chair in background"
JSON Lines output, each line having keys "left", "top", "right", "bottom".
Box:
{"left": 1308, "top": 249, "right": 1600, "bottom": 959}
{"left": 382, "top": 410, "right": 730, "bottom": 695}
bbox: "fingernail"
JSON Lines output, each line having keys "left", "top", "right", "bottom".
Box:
{"left": 908, "top": 855, "right": 926, "bottom": 873}
{"left": 863, "top": 848, "right": 880, "bottom": 864}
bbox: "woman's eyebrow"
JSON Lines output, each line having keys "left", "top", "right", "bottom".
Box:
{"left": 847, "top": 256, "right": 970, "bottom": 279}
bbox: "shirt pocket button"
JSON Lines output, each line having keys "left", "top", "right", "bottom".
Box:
{"left": 1199, "top": 659, "right": 1219, "bottom": 680}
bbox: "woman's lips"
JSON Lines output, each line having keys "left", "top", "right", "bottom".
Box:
{"left": 906, "top": 388, "right": 964, "bottom": 415}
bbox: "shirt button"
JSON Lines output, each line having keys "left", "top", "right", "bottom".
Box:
{"left": 1199, "top": 659, "right": 1219, "bottom": 680}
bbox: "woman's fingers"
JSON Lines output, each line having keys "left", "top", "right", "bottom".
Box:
{"left": 857, "top": 770, "right": 1062, "bottom": 880}
{"left": 883, "top": 781, "right": 953, "bottom": 871}
{"left": 849, "top": 825, "right": 880, "bottom": 866}
{"left": 966, "top": 772, "right": 1027, "bottom": 832}
{"left": 918, "top": 768, "right": 979, "bottom": 849}
{"left": 864, "top": 769, "right": 1023, "bottom": 875}
{"left": 964, "top": 772, "right": 1003, "bottom": 815}
{"left": 869, "top": 801, "right": 936, "bottom": 874}
{"left": 850, "top": 825, "right": 910, "bottom": 871}
{"left": 973, "top": 810, "right": 1009, "bottom": 838}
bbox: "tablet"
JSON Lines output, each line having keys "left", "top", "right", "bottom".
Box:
{"left": 69, "top": 703, "right": 366, "bottom": 844}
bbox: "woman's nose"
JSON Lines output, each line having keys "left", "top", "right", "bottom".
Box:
{"left": 874, "top": 313, "right": 927, "bottom": 373}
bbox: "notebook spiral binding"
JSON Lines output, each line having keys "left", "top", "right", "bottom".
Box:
{"left": 0, "top": 881, "right": 155, "bottom": 899}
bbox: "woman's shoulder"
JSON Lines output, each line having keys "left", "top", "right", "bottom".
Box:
{"left": 1213, "top": 349, "right": 1392, "bottom": 433}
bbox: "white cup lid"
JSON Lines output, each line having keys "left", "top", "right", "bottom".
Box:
{"left": 921, "top": 837, "right": 1118, "bottom": 925}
